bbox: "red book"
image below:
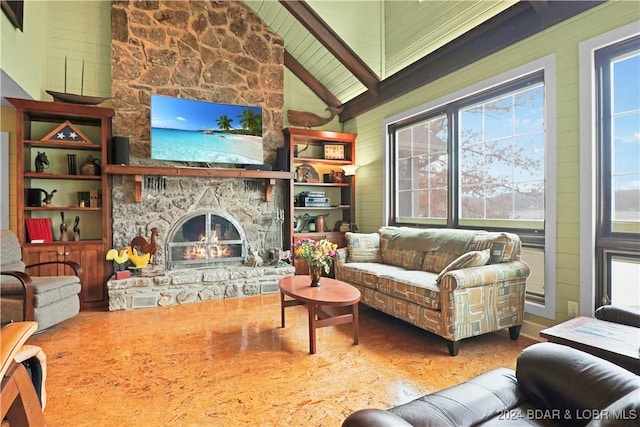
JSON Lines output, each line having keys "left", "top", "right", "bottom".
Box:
{"left": 25, "top": 218, "right": 53, "bottom": 242}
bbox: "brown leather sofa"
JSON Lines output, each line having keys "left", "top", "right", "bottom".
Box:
{"left": 343, "top": 342, "right": 640, "bottom": 427}
{"left": 595, "top": 304, "right": 640, "bottom": 328}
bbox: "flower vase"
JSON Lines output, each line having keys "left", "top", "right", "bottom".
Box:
{"left": 309, "top": 265, "right": 323, "bottom": 287}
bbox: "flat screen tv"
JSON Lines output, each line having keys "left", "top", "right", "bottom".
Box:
{"left": 150, "top": 94, "right": 264, "bottom": 165}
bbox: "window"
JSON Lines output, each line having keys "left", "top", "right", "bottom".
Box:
{"left": 458, "top": 82, "right": 545, "bottom": 228}
{"left": 384, "top": 56, "right": 556, "bottom": 318}
{"left": 595, "top": 36, "right": 640, "bottom": 308}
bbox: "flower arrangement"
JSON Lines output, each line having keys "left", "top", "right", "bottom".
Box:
{"left": 294, "top": 238, "right": 338, "bottom": 274}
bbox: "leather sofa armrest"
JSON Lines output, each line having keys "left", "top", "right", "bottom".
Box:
{"left": 344, "top": 368, "right": 522, "bottom": 427}
{"left": 595, "top": 305, "right": 640, "bottom": 328}
{"left": 517, "top": 342, "right": 640, "bottom": 418}
{"left": 342, "top": 408, "right": 413, "bottom": 427}
{"left": 439, "top": 260, "right": 530, "bottom": 291}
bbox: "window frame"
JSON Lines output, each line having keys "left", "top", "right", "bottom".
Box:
{"left": 579, "top": 22, "right": 640, "bottom": 316}
{"left": 382, "top": 55, "right": 557, "bottom": 318}
{"left": 594, "top": 35, "right": 640, "bottom": 307}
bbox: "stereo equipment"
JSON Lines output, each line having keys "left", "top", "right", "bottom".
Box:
{"left": 245, "top": 163, "right": 272, "bottom": 171}
{"left": 299, "top": 191, "right": 325, "bottom": 198}
{"left": 276, "top": 147, "right": 289, "bottom": 171}
{"left": 111, "top": 136, "right": 130, "bottom": 165}
{"left": 26, "top": 188, "right": 43, "bottom": 207}
{"left": 299, "top": 197, "right": 331, "bottom": 207}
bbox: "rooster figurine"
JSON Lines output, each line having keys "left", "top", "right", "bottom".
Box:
{"left": 122, "top": 247, "right": 151, "bottom": 268}
{"left": 120, "top": 247, "right": 151, "bottom": 268}
{"left": 131, "top": 227, "right": 159, "bottom": 264}
{"left": 106, "top": 248, "right": 129, "bottom": 271}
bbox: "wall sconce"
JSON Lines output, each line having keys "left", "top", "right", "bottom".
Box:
{"left": 340, "top": 164, "right": 359, "bottom": 176}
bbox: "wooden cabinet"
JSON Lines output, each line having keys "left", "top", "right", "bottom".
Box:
{"left": 283, "top": 128, "right": 356, "bottom": 275}
{"left": 7, "top": 98, "right": 114, "bottom": 308}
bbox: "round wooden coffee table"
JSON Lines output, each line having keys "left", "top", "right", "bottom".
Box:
{"left": 279, "top": 275, "right": 361, "bottom": 354}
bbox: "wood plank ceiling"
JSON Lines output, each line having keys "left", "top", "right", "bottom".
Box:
{"left": 245, "top": 0, "right": 605, "bottom": 122}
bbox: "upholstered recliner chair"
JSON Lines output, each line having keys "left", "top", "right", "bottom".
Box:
{"left": 1, "top": 229, "right": 82, "bottom": 332}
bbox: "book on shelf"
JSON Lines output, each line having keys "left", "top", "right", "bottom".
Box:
{"left": 25, "top": 218, "right": 53, "bottom": 242}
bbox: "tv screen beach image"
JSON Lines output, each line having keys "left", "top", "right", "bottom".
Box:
{"left": 151, "top": 95, "right": 264, "bottom": 165}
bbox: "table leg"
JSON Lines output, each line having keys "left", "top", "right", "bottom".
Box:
{"left": 353, "top": 302, "right": 359, "bottom": 345}
{"left": 308, "top": 303, "right": 317, "bottom": 354}
{"left": 280, "top": 291, "right": 285, "bottom": 328}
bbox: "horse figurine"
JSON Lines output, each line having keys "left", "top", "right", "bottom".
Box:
{"left": 35, "top": 151, "right": 49, "bottom": 173}
{"left": 131, "top": 227, "right": 159, "bottom": 265}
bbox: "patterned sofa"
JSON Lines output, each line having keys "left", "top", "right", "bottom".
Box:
{"left": 335, "top": 227, "right": 530, "bottom": 356}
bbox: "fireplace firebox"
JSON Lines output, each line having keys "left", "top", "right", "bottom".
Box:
{"left": 167, "top": 211, "right": 247, "bottom": 269}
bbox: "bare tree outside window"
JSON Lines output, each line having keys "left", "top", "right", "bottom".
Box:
{"left": 459, "top": 84, "right": 545, "bottom": 223}
{"left": 396, "top": 115, "right": 448, "bottom": 221}
{"left": 393, "top": 81, "right": 545, "bottom": 227}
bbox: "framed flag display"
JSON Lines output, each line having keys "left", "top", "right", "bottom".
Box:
{"left": 41, "top": 120, "right": 91, "bottom": 143}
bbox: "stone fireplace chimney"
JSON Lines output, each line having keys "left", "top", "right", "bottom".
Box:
{"left": 109, "top": 0, "right": 286, "bottom": 267}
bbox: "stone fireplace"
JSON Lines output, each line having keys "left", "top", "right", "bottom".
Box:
{"left": 106, "top": 1, "right": 293, "bottom": 310}
{"left": 107, "top": 175, "right": 294, "bottom": 310}
{"left": 167, "top": 210, "right": 247, "bottom": 269}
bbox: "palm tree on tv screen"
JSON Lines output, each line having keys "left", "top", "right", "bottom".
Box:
{"left": 217, "top": 115, "right": 232, "bottom": 131}
{"left": 238, "top": 109, "right": 262, "bottom": 136}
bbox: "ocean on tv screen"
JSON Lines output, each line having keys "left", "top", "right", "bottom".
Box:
{"left": 151, "top": 128, "right": 263, "bottom": 164}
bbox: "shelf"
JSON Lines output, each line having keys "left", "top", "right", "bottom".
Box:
{"left": 293, "top": 182, "right": 349, "bottom": 187}
{"left": 103, "top": 164, "right": 293, "bottom": 179}
{"left": 284, "top": 128, "right": 356, "bottom": 258}
{"left": 25, "top": 172, "right": 102, "bottom": 180}
{"left": 294, "top": 157, "right": 351, "bottom": 166}
{"left": 24, "top": 140, "right": 102, "bottom": 150}
{"left": 25, "top": 206, "right": 102, "bottom": 212}
{"left": 103, "top": 164, "right": 294, "bottom": 203}
{"left": 8, "top": 97, "right": 114, "bottom": 308}
{"left": 23, "top": 240, "right": 104, "bottom": 247}
{"left": 294, "top": 206, "right": 351, "bottom": 210}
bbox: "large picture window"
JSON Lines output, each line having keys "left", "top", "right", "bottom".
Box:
{"left": 595, "top": 36, "right": 640, "bottom": 308}
{"left": 384, "top": 57, "right": 555, "bottom": 317}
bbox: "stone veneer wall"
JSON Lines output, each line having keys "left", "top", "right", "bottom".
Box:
{"left": 109, "top": 1, "right": 286, "bottom": 265}
{"left": 111, "top": 0, "right": 284, "bottom": 160}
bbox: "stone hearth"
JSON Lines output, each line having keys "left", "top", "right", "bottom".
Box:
{"left": 107, "top": 264, "right": 294, "bottom": 311}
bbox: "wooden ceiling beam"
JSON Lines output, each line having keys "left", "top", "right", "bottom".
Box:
{"left": 284, "top": 50, "right": 342, "bottom": 108}
{"left": 340, "top": 0, "right": 605, "bottom": 122}
{"left": 529, "top": 1, "right": 549, "bottom": 14}
{"left": 279, "top": 0, "right": 380, "bottom": 96}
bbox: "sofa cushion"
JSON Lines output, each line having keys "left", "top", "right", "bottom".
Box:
{"left": 338, "top": 263, "right": 405, "bottom": 290}
{"left": 435, "top": 249, "right": 490, "bottom": 283}
{"left": 378, "top": 270, "right": 440, "bottom": 309}
{"left": 468, "top": 232, "right": 521, "bottom": 263}
{"left": 379, "top": 227, "right": 478, "bottom": 272}
{"left": 345, "top": 232, "right": 382, "bottom": 263}
{"left": 1, "top": 276, "right": 82, "bottom": 307}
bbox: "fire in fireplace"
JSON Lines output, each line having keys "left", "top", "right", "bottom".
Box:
{"left": 167, "top": 211, "right": 247, "bottom": 269}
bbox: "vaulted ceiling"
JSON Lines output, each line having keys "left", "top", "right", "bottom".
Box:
{"left": 246, "top": 0, "right": 605, "bottom": 122}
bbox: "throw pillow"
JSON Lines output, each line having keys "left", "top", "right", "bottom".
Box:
{"left": 346, "top": 232, "right": 382, "bottom": 263}
{"left": 435, "top": 249, "right": 490, "bottom": 282}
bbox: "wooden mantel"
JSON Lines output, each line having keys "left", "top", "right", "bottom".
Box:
{"left": 103, "top": 165, "right": 293, "bottom": 202}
